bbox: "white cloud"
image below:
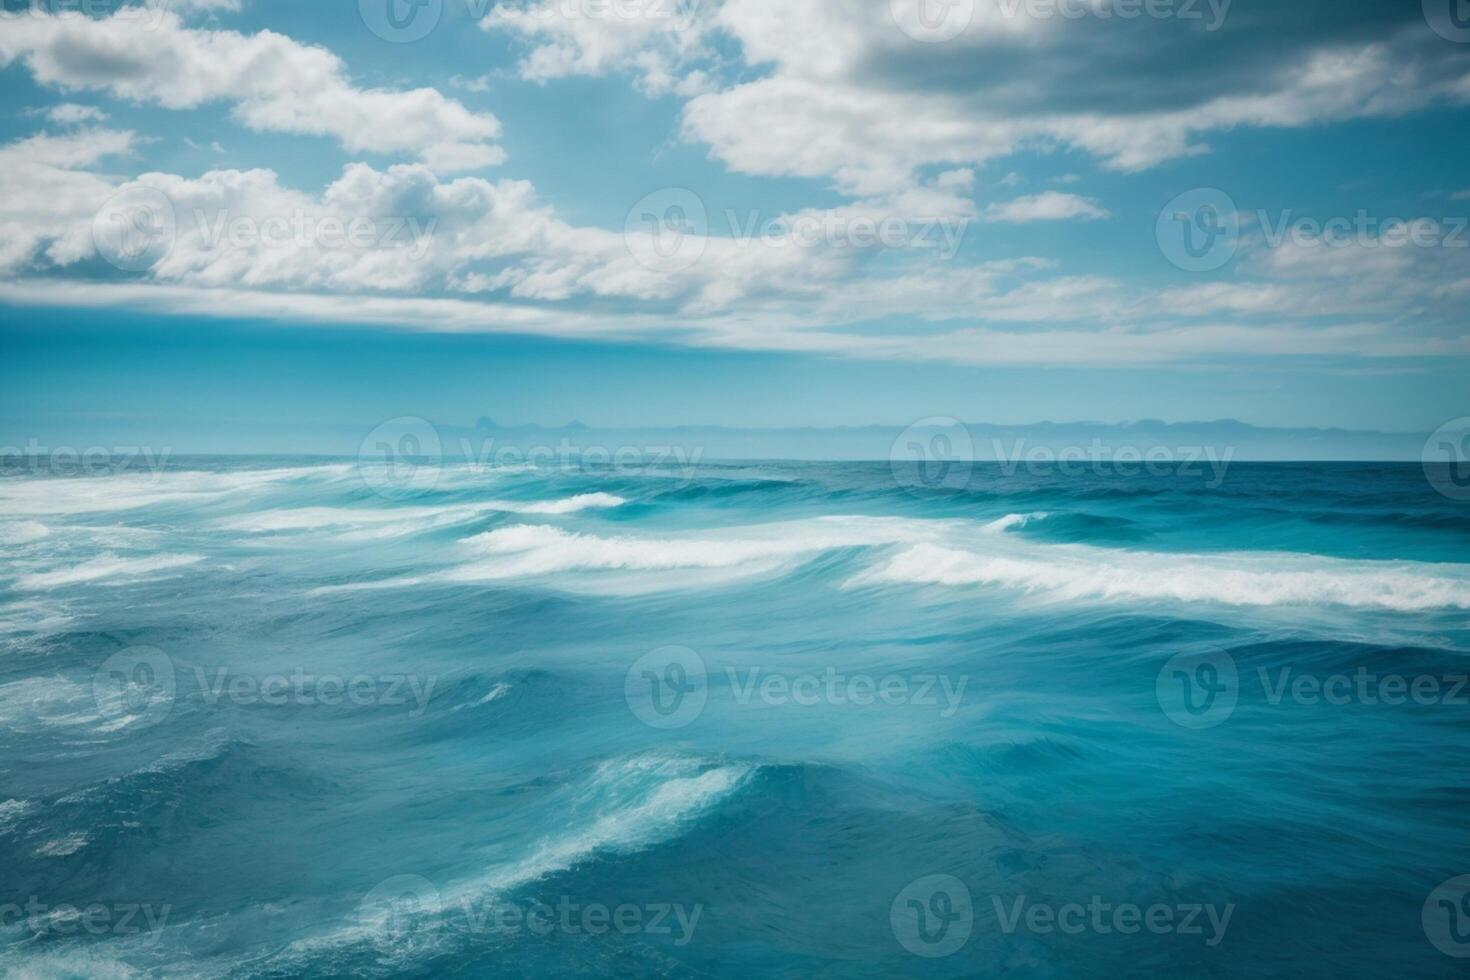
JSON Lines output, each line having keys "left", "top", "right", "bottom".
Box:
{"left": 0, "top": 9, "right": 503, "bottom": 171}
{"left": 0, "top": 127, "right": 136, "bottom": 274}
{"left": 43, "top": 102, "right": 109, "bottom": 125}
{"left": 485, "top": 1, "right": 1470, "bottom": 195}
{"left": 982, "top": 192, "right": 1111, "bottom": 223}
{"left": 481, "top": 0, "right": 714, "bottom": 95}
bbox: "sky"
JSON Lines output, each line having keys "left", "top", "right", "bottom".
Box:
{"left": 1, "top": 0, "right": 1469, "bottom": 448}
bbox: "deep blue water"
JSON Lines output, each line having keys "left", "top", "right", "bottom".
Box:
{"left": 1, "top": 457, "right": 1469, "bottom": 978}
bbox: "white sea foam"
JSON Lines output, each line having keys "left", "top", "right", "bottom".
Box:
{"left": 15, "top": 553, "right": 203, "bottom": 591}
{"left": 223, "top": 494, "right": 626, "bottom": 539}
{"left": 35, "top": 832, "right": 89, "bottom": 857}
{"left": 317, "top": 513, "right": 1470, "bottom": 612}
{"left": 278, "top": 754, "right": 749, "bottom": 966}
{"left": 1, "top": 520, "right": 52, "bottom": 544}
{"left": 854, "top": 541, "right": 1470, "bottom": 611}
{"left": 0, "top": 464, "right": 354, "bottom": 516}
{"left": 456, "top": 755, "right": 752, "bottom": 901}
{"left": 981, "top": 512, "right": 1047, "bottom": 533}
{"left": 443, "top": 516, "right": 930, "bottom": 587}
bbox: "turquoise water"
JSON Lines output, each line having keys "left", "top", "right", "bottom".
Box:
{"left": 1, "top": 457, "right": 1469, "bottom": 977}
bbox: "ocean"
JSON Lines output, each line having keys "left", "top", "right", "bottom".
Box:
{"left": 1, "top": 455, "right": 1468, "bottom": 978}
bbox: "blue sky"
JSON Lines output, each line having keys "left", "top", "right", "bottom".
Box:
{"left": 1, "top": 0, "right": 1469, "bottom": 446}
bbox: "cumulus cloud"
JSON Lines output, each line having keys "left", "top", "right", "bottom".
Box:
{"left": 982, "top": 192, "right": 1111, "bottom": 223}
{"left": 43, "top": 103, "right": 109, "bottom": 125}
{"left": 0, "top": 9, "right": 504, "bottom": 171}
{"left": 481, "top": 0, "right": 1470, "bottom": 194}
{"left": 0, "top": 127, "right": 136, "bottom": 274}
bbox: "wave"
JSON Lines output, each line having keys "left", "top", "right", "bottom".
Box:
{"left": 1, "top": 520, "right": 51, "bottom": 544}
{"left": 14, "top": 553, "right": 203, "bottom": 591}
{"left": 853, "top": 541, "right": 1470, "bottom": 611}
{"left": 0, "top": 464, "right": 355, "bottom": 516}
{"left": 433, "top": 517, "right": 936, "bottom": 592}
{"left": 312, "top": 512, "right": 1470, "bottom": 611}
{"left": 273, "top": 754, "right": 750, "bottom": 969}
{"left": 221, "top": 494, "right": 626, "bottom": 538}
